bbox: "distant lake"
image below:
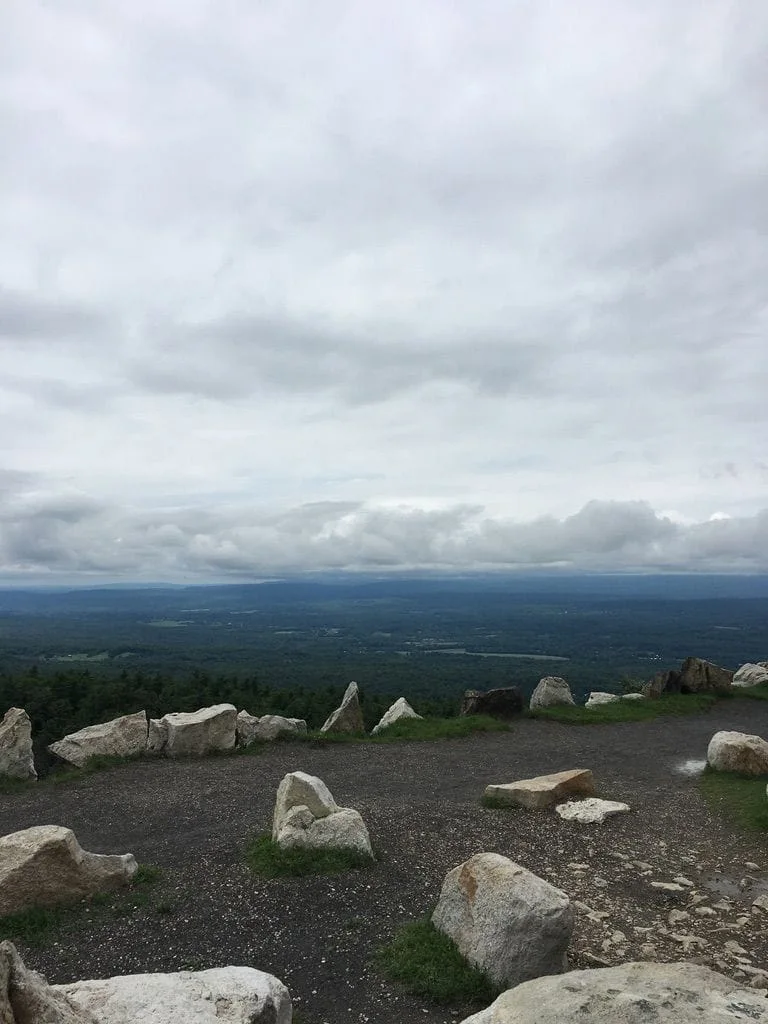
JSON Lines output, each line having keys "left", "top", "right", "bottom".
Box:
{"left": 426, "top": 648, "right": 569, "bottom": 661}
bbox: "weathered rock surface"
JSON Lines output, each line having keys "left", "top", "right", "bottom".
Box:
{"left": 272, "top": 771, "right": 372, "bottom": 857}
{"left": 0, "top": 940, "right": 97, "bottom": 1023}
{"left": 55, "top": 965, "right": 292, "bottom": 1024}
{"left": 149, "top": 704, "right": 237, "bottom": 757}
{"left": 0, "top": 826, "right": 137, "bottom": 916}
{"left": 320, "top": 682, "right": 364, "bottom": 734}
{"left": 733, "top": 663, "right": 768, "bottom": 688}
{"left": 585, "top": 691, "right": 620, "bottom": 707}
{"left": 485, "top": 769, "right": 595, "bottom": 810}
{"left": 707, "top": 730, "right": 768, "bottom": 775}
{"left": 371, "top": 697, "right": 422, "bottom": 735}
{"left": 48, "top": 712, "right": 148, "bottom": 769}
{"left": 458, "top": 961, "right": 768, "bottom": 1024}
{"left": 236, "top": 712, "right": 307, "bottom": 745}
{"left": 432, "top": 853, "right": 573, "bottom": 990}
{"left": 0, "top": 708, "right": 36, "bottom": 781}
{"left": 643, "top": 656, "right": 733, "bottom": 697}
{"left": 529, "top": 677, "right": 575, "bottom": 709}
{"left": 555, "top": 798, "right": 630, "bottom": 823}
{"left": 460, "top": 687, "right": 524, "bottom": 719}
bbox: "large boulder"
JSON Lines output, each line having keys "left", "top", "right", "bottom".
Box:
{"left": 55, "top": 965, "right": 292, "bottom": 1024}
{"left": 460, "top": 687, "right": 524, "bottom": 719}
{"left": 0, "top": 708, "right": 36, "bottom": 781}
{"left": 707, "top": 730, "right": 768, "bottom": 775}
{"left": 272, "top": 771, "right": 372, "bottom": 858}
{"left": 458, "top": 961, "right": 768, "bottom": 1024}
{"left": 236, "top": 712, "right": 307, "bottom": 745}
{"left": 529, "top": 677, "right": 575, "bottom": 710}
{"left": 584, "top": 691, "right": 619, "bottom": 707}
{"left": 643, "top": 656, "right": 733, "bottom": 697}
{"left": 48, "top": 711, "right": 148, "bottom": 769}
{"left": 0, "top": 940, "right": 98, "bottom": 1023}
{"left": 149, "top": 704, "right": 237, "bottom": 757}
{"left": 484, "top": 769, "right": 595, "bottom": 810}
{"left": 432, "top": 853, "right": 573, "bottom": 990}
{"left": 320, "top": 682, "right": 364, "bottom": 734}
{"left": 0, "top": 826, "right": 137, "bottom": 916}
{"left": 371, "top": 697, "right": 422, "bottom": 735}
{"left": 733, "top": 663, "right": 768, "bottom": 688}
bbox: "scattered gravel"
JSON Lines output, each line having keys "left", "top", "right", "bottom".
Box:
{"left": 0, "top": 699, "right": 767, "bottom": 1024}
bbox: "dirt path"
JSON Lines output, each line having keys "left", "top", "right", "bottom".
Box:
{"left": 1, "top": 700, "right": 767, "bottom": 1024}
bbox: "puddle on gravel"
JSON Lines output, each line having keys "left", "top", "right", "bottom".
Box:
{"left": 674, "top": 759, "right": 707, "bottom": 775}
{"left": 702, "top": 872, "right": 768, "bottom": 901}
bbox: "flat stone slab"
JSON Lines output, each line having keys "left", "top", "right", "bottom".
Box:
{"left": 555, "top": 798, "right": 630, "bottom": 823}
{"left": 485, "top": 769, "right": 595, "bottom": 810}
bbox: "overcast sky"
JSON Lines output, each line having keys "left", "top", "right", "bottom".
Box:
{"left": 1, "top": 0, "right": 767, "bottom": 581}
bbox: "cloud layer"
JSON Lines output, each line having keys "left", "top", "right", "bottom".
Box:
{"left": 1, "top": 1, "right": 767, "bottom": 578}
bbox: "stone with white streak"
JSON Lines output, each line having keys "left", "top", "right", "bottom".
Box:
{"left": 707, "top": 730, "right": 768, "bottom": 775}
{"left": 0, "top": 708, "right": 36, "bottom": 780}
{"left": 556, "top": 798, "right": 630, "bottom": 823}
{"left": 48, "top": 712, "right": 148, "bottom": 768}
{"left": 529, "top": 677, "right": 575, "bottom": 709}
{"left": 432, "top": 853, "right": 573, "bottom": 990}
{"left": 320, "top": 682, "right": 364, "bottom": 734}
{"left": 236, "top": 712, "right": 307, "bottom": 745}
{"left": 485, "top": 769, "right": 595, "bottom": 810}
{"left": 371, "top": 697, "right": 422, "bottom": 735}
{"left": 149, "top": 704, "right": 237, "bottom": 757}
{"left": 733, "top": 663, "right": 768, "bottom": 688}
{"left": 458, "top": 961, "right": 768, "bottom": 1024}
{"left": 54, "top": 965, "right": 292, "bottom": 1024}
{"left": 272, "top": 771, "right": 372, "bottom": 858}
{"left": 0, "top": 826, "right": 137, "bottom": 916}
{"left": 0, "top": 940, "right": 97, "bottom": 1023}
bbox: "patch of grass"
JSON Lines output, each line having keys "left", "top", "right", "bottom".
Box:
{"left": 370, "top": 715, "right": 510, "bottom": 742}
{"left": 376, "top": 917, "right": 499, "bottom": 1006}
{"left": 736, "top": 683, "right": 768, "bottom": 701}
{"left": 245, "top": 833, "right": 374, "bottom": 878}
{"left": 528, "top": 692, "right": 719, "bottom": 724}
{"left": 0, "top": 863, "right": 163, "bottom": 946}
{"left": 700, "top": 767, "right": 768, "bottom": 832}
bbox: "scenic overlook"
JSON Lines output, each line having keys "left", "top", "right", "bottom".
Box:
{"left": 0, "top": 1, "right": 767, "bottom": 1022}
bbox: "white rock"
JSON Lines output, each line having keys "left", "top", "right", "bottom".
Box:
{"left": 371, "top": 697, "right": 423, "bottom": 735}
{"left": 271, "top": 771, "right": 372, "bottom": 858}
{"left": 485, "top": 769, "right": 595, "bottom": 810}
{"left": 55, "top": 965, "right": 292, "bottom": 1024}
{"left": 458, "top": 961, "right": 768, "bottom": 1024}
{"left": 0, "top": 707, "right": 36, "bottom": 780}
{"left": 48, "top": 711, "right": 148, "bottom": 768}
{"left": 432, "top": 852, "right": 573, "bottom": 990}
{"left": 555, "top": 798, "right": 630, "bottom": 823}
{"left": 272, "top": 771, "right": 339, "bottom": 834}
{"left": 707, "top": 730, "right": 768, "bottom": 775}
{"left": 0, "top": 940, "right": 97, "bottom": 1023}
{"left": 529, "top": 677, "right": 575, "bottom": 709}
{"left": 585, "top": 692, "right": 620, "bottom": 707}
{"left": 733, "top": 663, "right": 768, "bottom": 688}
{"left": 320, "top": 681, "right": 364, "bottom": 734}
{"left": 151, "top": 704, "right": 237, "bottom": 757}
{"left": 0, "top": 826, "right": 137, "bottom": 916}
{"left": 621, "top": 692, "right": 647, "bottom": 701}
{"left": 237, "top": 712, "right": 307, "bottom": 745}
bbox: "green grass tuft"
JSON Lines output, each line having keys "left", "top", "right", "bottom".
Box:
{"left": 370, "top": 715, "right": 510, "bottom": 742}
{"left": 700, "top": 767, "right": 768, "bottom": 832}
{"left": 736, "top": 683, "right": 768, "bottom": 701}
{"left": 245, "top": 833, "right": 374, "bottom": 878}
{"left": 528, "top": 692, "right": 718, "bottom": 724}
{"left": 376, "top": 917, "right": 499, "bottom": 1006}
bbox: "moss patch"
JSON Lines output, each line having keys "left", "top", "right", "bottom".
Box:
{"left": 700, "top": 767, "right": 768, "bottom": 832}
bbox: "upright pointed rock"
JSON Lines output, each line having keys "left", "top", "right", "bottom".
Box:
{"left": 320, "top": 682, "right": 364, "bottom": 734}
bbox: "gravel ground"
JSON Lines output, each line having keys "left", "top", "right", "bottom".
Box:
{"left": 1, "top": 701, "right": 767, "bottom": 1024}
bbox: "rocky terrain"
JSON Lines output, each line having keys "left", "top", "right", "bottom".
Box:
{"left": 0, "top": 699, "right": 766, "bottom": 1023}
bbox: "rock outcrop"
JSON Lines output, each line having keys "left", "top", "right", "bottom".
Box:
{"left": 236, "top": 712, "right": 307, "bottom": 745}
{"left": 48, "top": 711, "right": 148, "bottom": 768}
{"left": 0, "top": 940, "right": 97, "bottom": 1023}
{"left": 0, "top": 826, "right": 137, "bottom": 916}
{"left": 460, "top": 687, "right": 524, "bottom": 719}
{"left": 458, "top": 961, "right": 768, "bottom": 1024}
{"left": 320, "top": 682, "right": 364, "bottom": 734}
{"left": 148, "top": 704, "right": 237, "bottom": 757}
{"left": 643, "top": 656, "right": 733, "bottom": 697}
{"left": 733, "top": 663, "right": 768, "bottom": 688}
{"left": 55, "top": 965, "right": 292, "bottom": 1024}
{"left": 0, "top": 708, "right": 36, "bottom": 781}
{"left": 371, "top": 697, "right": 422, "bottom": 735}
{"left": 529, "top": 677, "right": 575, "bottom": 709}
{"left": 484, "top": 769, "right": 595, "bottom": 810}
{"left": 272, "top": 771, "right": 372, "bottom": 858}
{"left": 555, "top": 798, "right": 630, "bottom": 823}
{"left": 707, "top": 730, "right": 768, "bottom": 775}
{"left": 432, "top": 853, "right": 573, "bottom": 990}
